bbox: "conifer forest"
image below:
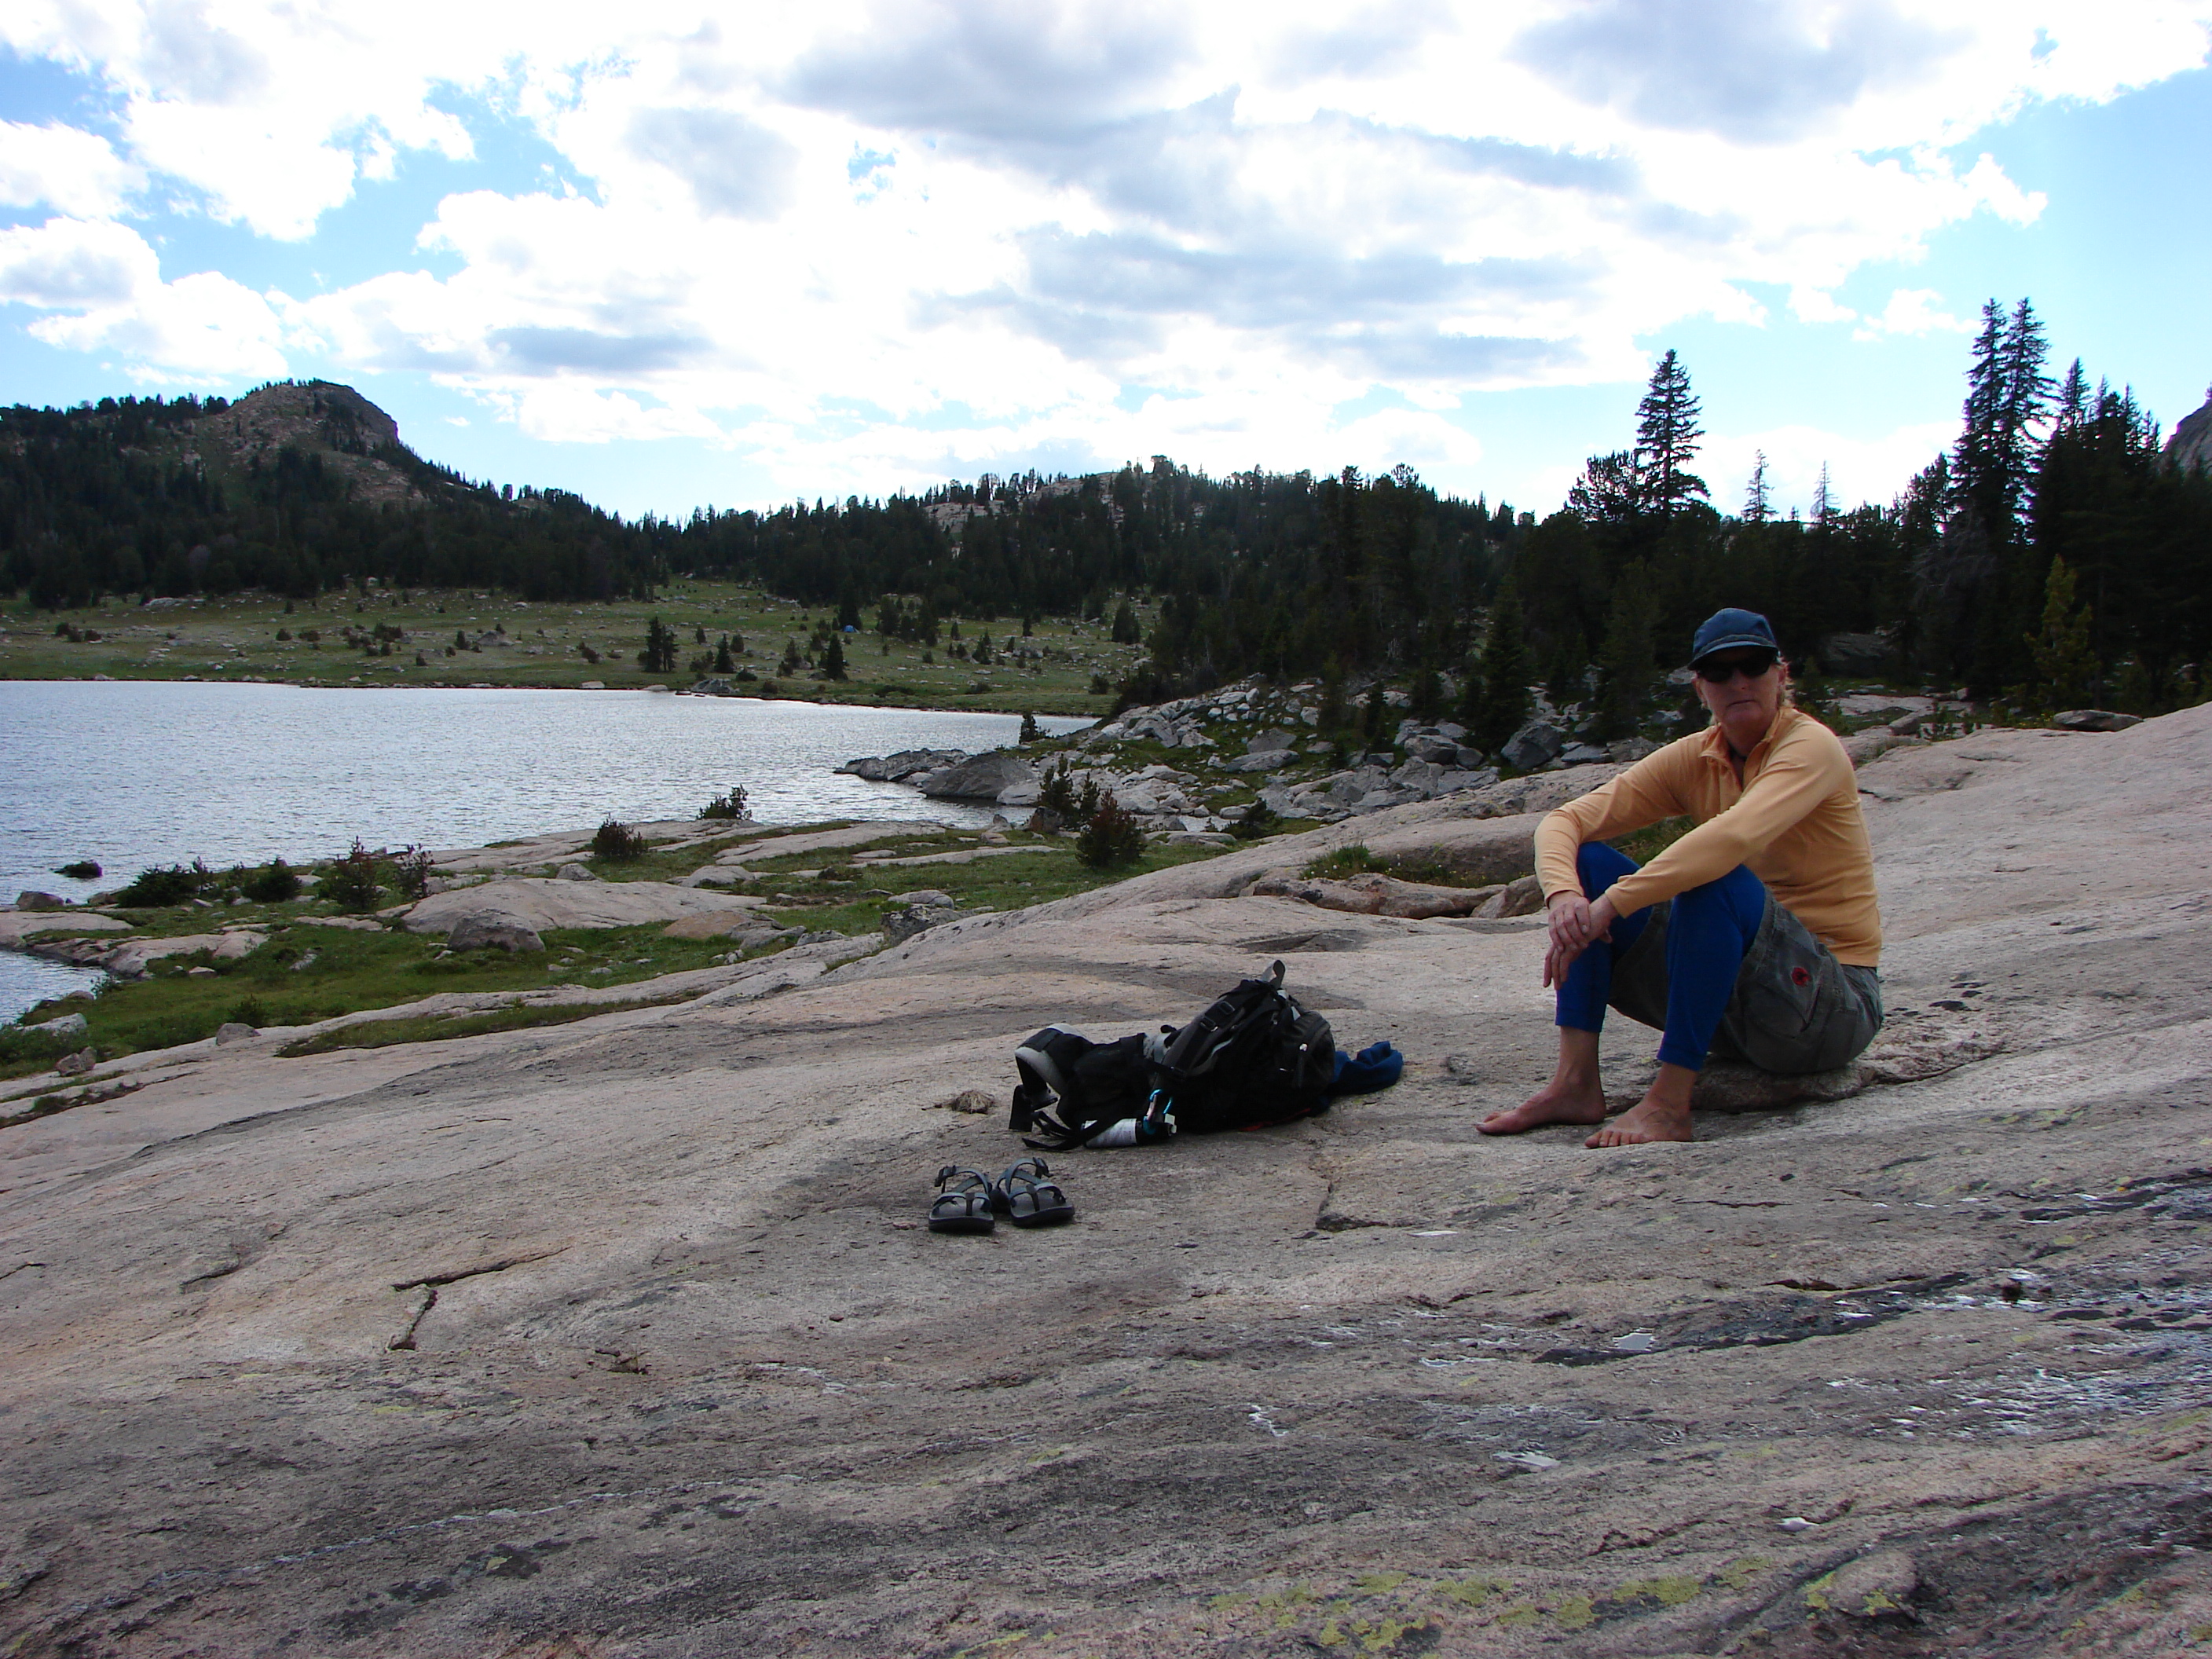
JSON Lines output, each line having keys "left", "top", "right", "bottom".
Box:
{"left": 3, "top": 298, "right": 2207, "bottom": 720}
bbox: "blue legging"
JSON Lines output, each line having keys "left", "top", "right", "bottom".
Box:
{"left": 1555, "top": 843, "right": 1767, "bottom": 1071}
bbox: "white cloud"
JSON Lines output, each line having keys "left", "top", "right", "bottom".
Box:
{"left": 0, "top": 0, "right": 2206, "bottom": 492}
{"left": 0, "top": 122, "right": 142, "bottom": 215}
{"left": 1854, "top": 287, "right": 1977, "bottom": 341}
{"left": 0, "top": 217, "right": 284, "bottom": 380}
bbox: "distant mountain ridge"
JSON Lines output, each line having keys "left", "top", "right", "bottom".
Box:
{"left": 0, "top": 379, "right": 658, "bottom": 606}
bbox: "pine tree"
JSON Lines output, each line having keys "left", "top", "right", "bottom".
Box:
{"left": 2054, "top": 357, "right": 2089, "bottom": 436}
{"left": 1741, "top": 451, "right": 1771, "bottom": 522}
{"left": 823, "top": 633, "right": 847, "bottom": 679}
{"left": 1592, "top": 563, "right": 1656, "bottom": 738}
{"left": 1110, "top": 599, "right": 1141, "bottom": 644}
{"left": 1633, "top": 349, "right": 1707, "bottom": 518}
{"left": 2025, "top": 554, "right": 2096, "bottom": 710}
{"left": 1811, "top": 463, "right": 1834, "bottom": 527}
{"left": 715, "top": 635, "right": 734, "bottom": 674}
{"left": 1471, "top": 585, "right": 1532, "bottom": 755}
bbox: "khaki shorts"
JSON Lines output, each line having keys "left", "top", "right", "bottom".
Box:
{"left": 1605, "top": 893, "right": 1884, "bottom": 1075}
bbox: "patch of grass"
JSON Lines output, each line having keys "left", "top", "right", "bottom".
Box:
{"left": 0, "top": 581, "right": 1128, "bottom": 716}
{"left": 1607, "top": 815, "right": 1696, "bottom": 866}
{"left": 1305, "top": 844, "right": 1386, "bottom": 880}
{"left": 0, "top": 1026, "right": 76, "bottom": 1082}
{"left": 7, "top": 822, "right": 1239, "bottom": 1075}
{"left": 276, "top": 995, "right": 685, "bottom": 1057}
{"left": 11, "top": 921, "right": 771, "bottom": 1068}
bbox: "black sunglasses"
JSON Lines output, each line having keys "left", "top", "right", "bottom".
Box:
{"left": 1694, "top": 651, "right": 1777, "bottom": 683}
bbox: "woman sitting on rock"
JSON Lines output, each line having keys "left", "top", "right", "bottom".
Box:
{"left": 1479, "top": 607, "right": 1883, "bottom": 1147}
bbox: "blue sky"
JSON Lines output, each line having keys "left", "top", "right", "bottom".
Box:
{"left": 3, "top": 2, "right": 2208, "bottom": 522}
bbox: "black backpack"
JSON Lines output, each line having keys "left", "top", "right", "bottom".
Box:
{"left": 1010, "top": 961, "right": 1336, "bottom": 1149}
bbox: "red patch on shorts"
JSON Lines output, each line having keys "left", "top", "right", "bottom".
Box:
{"left": 1792, "top": 965, "right": 1812, "bottom": 987}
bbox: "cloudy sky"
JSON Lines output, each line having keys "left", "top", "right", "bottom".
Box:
{"left": 2, "top": 2, "right": 2209, "bottom": 522}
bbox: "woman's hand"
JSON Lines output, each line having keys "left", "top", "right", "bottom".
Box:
{"left": 1544, "top": 888, "right": 1617, "bottom": 988}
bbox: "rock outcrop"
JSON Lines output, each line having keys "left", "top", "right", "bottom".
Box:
{"left": 2, "top": 708, "right": 2210, "bottom": 1655}
{"left": 400, "top": 878, "right": 760, "bottom": 934}
{"left": 445, "top": 913, "right": 546, "bottom": 953}
{"left": 2166, "top": 383, "right": 2212, "bottom": 474}
{"left": 912, "top": 750, "right": 1034, "bottom": 800}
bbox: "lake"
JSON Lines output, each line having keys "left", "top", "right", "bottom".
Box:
{"left": 1, "top": 681, "right": 1090, "bottom": 1022}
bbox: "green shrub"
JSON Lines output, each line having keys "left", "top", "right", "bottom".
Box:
{"left": 114, "top": 859, "right": 214, "bottom": 906}
{"left": 1036, "top": 759, "right": 1080, "bottom": 821}
{"left": 227, "top": 995, "right": 270, "bottom": 1028}
{"left": 1076, "top": 795, "right": 1145, "bottom": 870}
{"left": 318, "top": 840, "right": 385, "bottom": 911}
{"left": 592, "top": 819, "right": 647, "bottom": 860}
{"left": 386, "top": 844, "right": 434, "bottom": 902}
{"left": 697, "top": 786, "right": 751, "bottom": 820}
{"left": 1229, "top": 800, "right": 1278, "bottom": 840}
{"left": 243, "top": 858, "right": 302, "bottom": 903}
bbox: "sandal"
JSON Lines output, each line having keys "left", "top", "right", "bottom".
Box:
{"left": 928, "top": 1166, "right": 997, "bottom": 1234}
{"left": 992, "top": 1157, "right": 1075, "bottom": 1229}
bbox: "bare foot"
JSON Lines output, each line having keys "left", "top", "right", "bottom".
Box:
{"left": 1584, "top": 1095, "right": 1694, "bottom": 1148}
{"left": 1479, "top": 1077, "right": 1607, "bottom": 1135}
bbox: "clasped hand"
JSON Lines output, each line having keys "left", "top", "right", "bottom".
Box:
{"left": 1544, "top": 889, "right": 1617, "bottom": 988}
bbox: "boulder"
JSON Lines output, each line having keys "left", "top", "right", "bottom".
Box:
{"left": 1247, "top": 870, "right": 1499, "bottom": 919}
{"left": 996, "top": 782, "right": 1042, "bottom": 808}
{"left": 915, "top": 752, "right": 1035, "bottom": 800}
{"left": 839, "top": 748, "right": 969, "bottom": 782}
{"left": 101, "top": 930, "right": 266, "bottom": 978}
{"left": 661, "top": 914, "right": 760, "bottom": 941}
{"left": 1404, "top": 735, "right": 1462, "bottom": 764}
{"left": 446, "top": 913, "right": 546, "bottom": 954}
{"left": 1247, "top": 728, "right": 1300, "bottom": 755}
{"left": 1473, "top": 873, "right": 1547, "bottom": 918}
{"left": 1844, "top": 727, "right": 1923, "bottom": 767}
{"left": 1558, "top": 742, "right": 1609, "bottom": 765}
{"left": 0, "top": 913, "right": 132, "bottom": 948}
{"left": 214, "top": 1022, "right": 258, "bottom": 1046}
{"left": 1224, "top": 749, "right": 1298, "bottom": 773}
{"left": 555, "top": 862, "right": 601, "bottom": 881}
{"left": 1819, "top": 632, "right": 1893, "bottom": 674}
{"left": 883, "top": 901, "right": 971, "bottom": 943}
{"left": 26, "top": 1013, "right": 88, "bottom": 1039}
{"left": 1501, "top": 720, "right": 1566, "bottom": 771}
{"left": 2051, "top": 709, "right": 2142, "bottom": 732}
{"left": 54, "top": 1047, "right": 96, "bottom": 1077}
{"left": 1026, "top": 808, "right": 1065, "bottom": 835}
{"left": 14, "top": 892, "right": 66, "bottom": 911}
{"left": 402, "top": 879, "right": 760, "bottom": 935}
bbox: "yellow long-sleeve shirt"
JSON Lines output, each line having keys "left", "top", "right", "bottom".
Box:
{"left": 1533, "top": 705, "right": 1882, "bottom": 966}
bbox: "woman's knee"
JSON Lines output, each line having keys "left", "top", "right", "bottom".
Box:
{"left": 1575, "top": 840, "right": 1637, "bottom": 898}
{"left": 1672, "top": 863, "right": 1766, "bottom": 931}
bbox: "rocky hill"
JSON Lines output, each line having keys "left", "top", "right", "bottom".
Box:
{"left": 1, "top": 705, "right": 2210, "bottom": 1654}
{"left": 180, "top": 379, "right": 422, "bottom": 507}
{"left": 2167, "top": 383, "right": 2212, "bottom": 474}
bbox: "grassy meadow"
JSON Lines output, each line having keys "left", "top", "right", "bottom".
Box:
{"left": 0, "top": 580, "right": 1152, "bottom": 717}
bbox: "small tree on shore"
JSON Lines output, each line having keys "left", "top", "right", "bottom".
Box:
{"left": 1076, "top": 794, "right": 1145, "bottom": 869}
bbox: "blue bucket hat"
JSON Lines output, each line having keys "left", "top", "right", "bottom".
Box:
{"left": 1690, "top": 607, "right": 1781, "bottom": 668}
